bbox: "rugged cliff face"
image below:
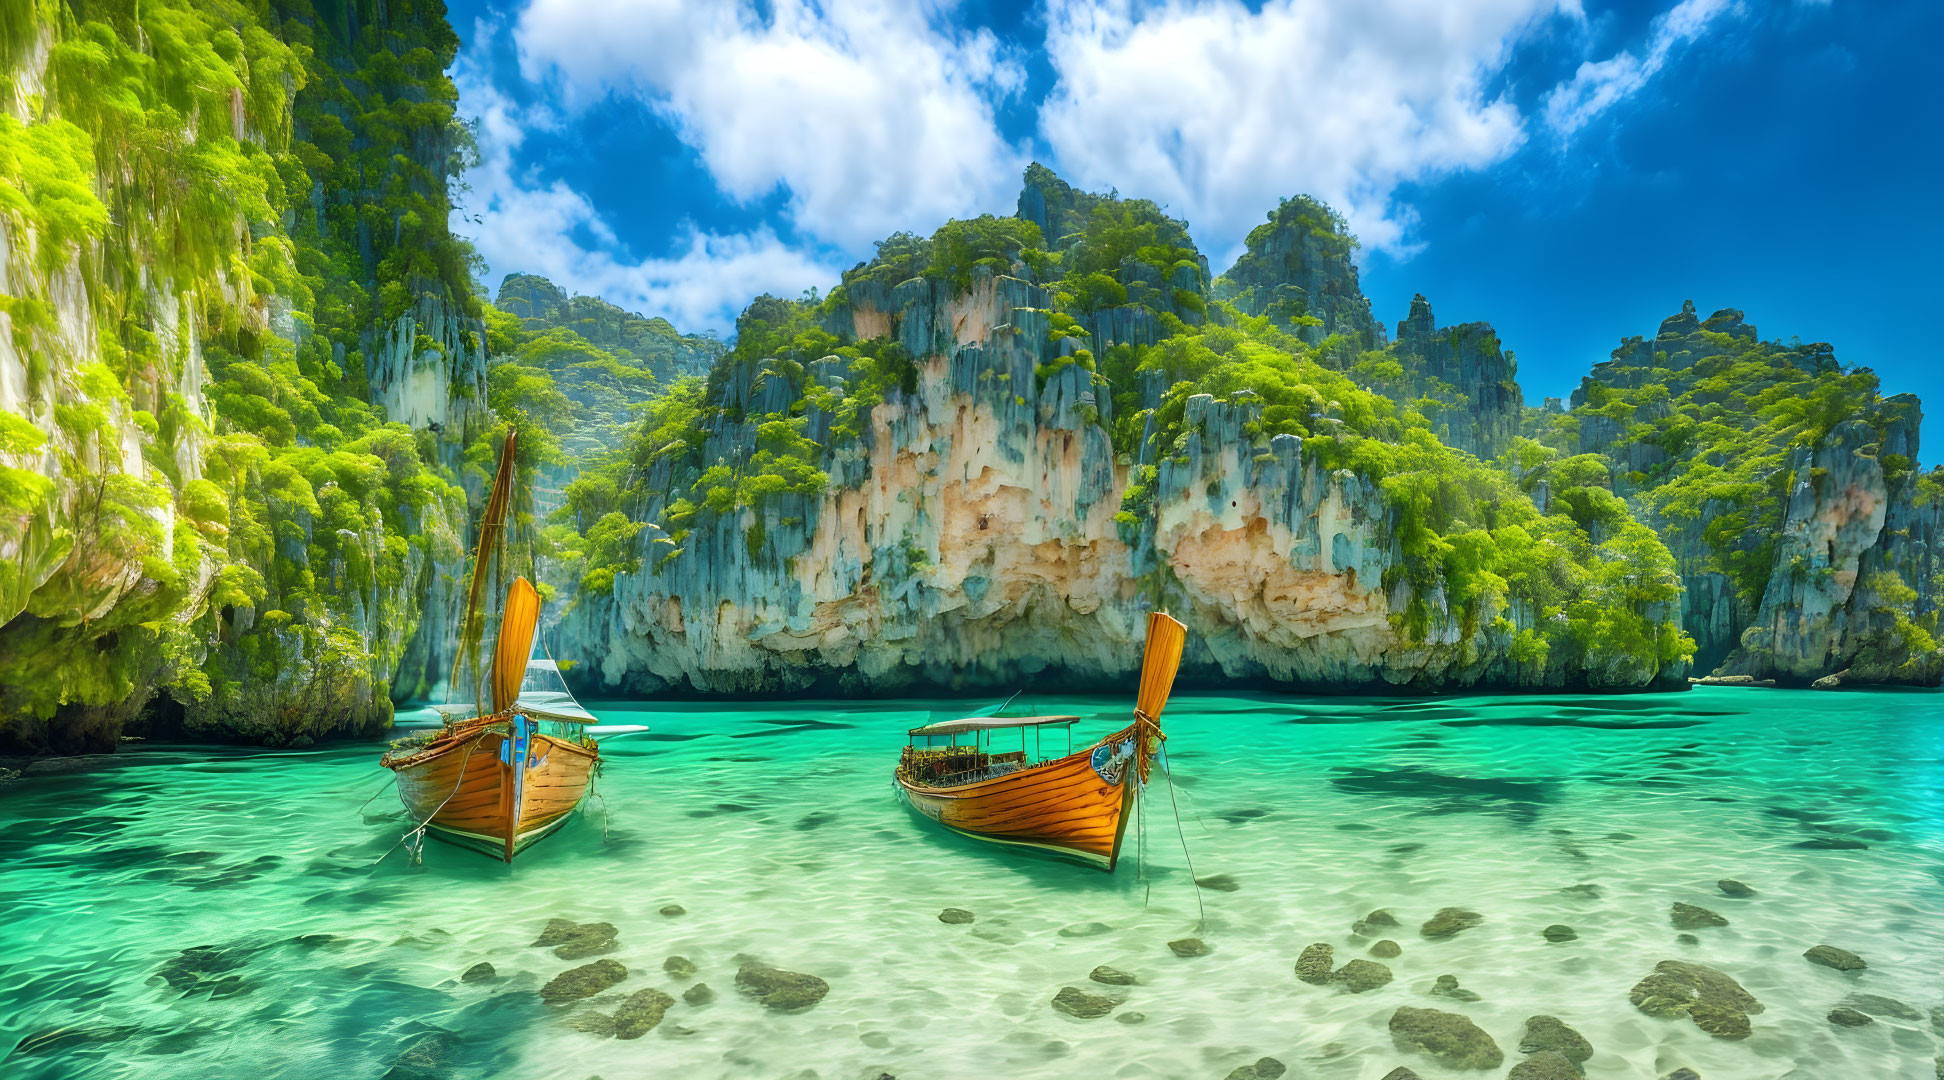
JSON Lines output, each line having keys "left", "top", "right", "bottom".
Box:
{"left": 0, "top": 1, "right": 485, "bottom": 751}
{"left": 1535, "top": 301, "right": 1941, "bottom": 685}
{"left": 546, "top": 172, "right": 1693, "bottom": 697}
{"left": 1388, "top": 295, "right": 1524, "bottom": 458}
{"left": 1213, "top": 196, "right": 1384, "bottom": 352}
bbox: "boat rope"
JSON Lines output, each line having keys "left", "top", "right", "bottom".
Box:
{"left": 356, "top": 772, "right": 398, "bottom": 812}
{"left": 989, "top": 689, "right": 1023, "bottom": 716}
{"left": 1160, "top": 743, "right": 1206, "bottom": 932}
{"left": 375, "top": 734, "right": 484, "bottom": 866}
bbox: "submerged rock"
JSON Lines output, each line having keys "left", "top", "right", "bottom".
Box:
{"left": 385, "top": 1030, "right": 462, "bottom": 1080}
{"left": 1629, "top": 960, "right": 1762, "bottom": 1039}
{"left": 1430, "top": 974, "right": 1481, "bottom": 1002}
{"left": 1794, "top": 837, "right": 1868, "bottom": 850}
{"left": 1380, "top": 1070, "right": 1425, "bottom": 1080}
{"left": 12, "top": 1025, "right": 142, "bottom": 1058}
{"left": 1388, "top": 1006, "right": 1503, "bottom": 1069}
{"left": 1661, "top": 1070, "right": 1701, "bottom": 1080}
{"left": 682, "top": 983, "right": 716, "bottom": 1006}
{"left": 1196, "top": 874, "right": 1242, "bottom": 892}
{"left": 1827, "top": 1007, "right": 1873, "bottom": 1027}
{"left": 736, "top": 963, "right": 829, "bottom": 1010}
{"left": 1295, "top": 943, "right": 1336, "bottom": 985}
{"left": 1115, "top": 1011, "right": 1146, "bottom": 1025}
{"left": 1541, "top": 925, "right": 1578, "bottom": 943}
{"left": 540, "top": 960, "right": 628, "bottom": 1002}
{"left": 1676, "top": 934, "right": 1700, "bottom": 946}
{"left": 1842, "top": 993, "right": 1922, "bottom": 1021}
{"left": 1508, "top": 1051, "right": 1581, "bottom": 1080}
{"left": 1559, "top": 884, "right": 1602, "bottom": 899}
{"left": 1420, "top": 908, "right": 1483, "bottom": 939}
{"left": 1803, "top": 945, "right": 1866, "bottom": 971}
{"left": 1519, "top": 1015, "right": 1592, "bottom": 1063}
{"left": 663, "top": 956, "right": 697, "bottom": 978}
{"left": 613, "top": 988, "right": 675, "bottom": 1039}
{"left": 1051, "top": 986, "right": 1118, "bottom": 1019}
{"left": 533, "top": 920, "right": 619, "bottom": 960}
{"left": 1353, "top": 909, "right": 1402, "bottom": 936}
{"left": 1669, "top": 903, "right": 1727, "bottom": 930}
{"left": 1717, "top": 879, "right": 1756, "bottom": 898}
{"left": 938, "top": 908, "right": 975, "bottom": 924}
{"left": 1223, "top": 1057, "right": 1286, "bottom": 1080}
{"left": 659, "top": 905, "right": 686, "bottom": 917}
{"left": 1169, "top": 938, "right": 1210, "bottom": 957}
{"left": 1059, "top": 921, "right": 1113, "bottom": 938}
{"left": 460, "top": 962, "right": 496, "bottom": 983}
{"left": 1370, "top": 939, "right": 1402, "bottom": 958}
{"left": 566, "top": 1010, "right": 617, "bottom": 1037}
{"left": 1089, "top": 966, "right": 1137, "bottom": 986}
{"left": 1333, "top": 959, "right": 1393, "bottom": 994}
{"left": 154, "top": 942, "right": 261, "bottom": 995}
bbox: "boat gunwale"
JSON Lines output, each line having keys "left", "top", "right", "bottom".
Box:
{"left": 381, "top": 717, "right": 598, "bottom": 772}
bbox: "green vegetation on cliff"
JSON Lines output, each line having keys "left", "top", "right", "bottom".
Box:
{"left": 0, "top": 0, "right": 483, "bottom": 750}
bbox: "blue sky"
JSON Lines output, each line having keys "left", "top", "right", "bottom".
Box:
{"left": 445, "top": 0, "right": 1943, "bottom": 455}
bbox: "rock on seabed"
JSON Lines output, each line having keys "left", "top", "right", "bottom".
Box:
{"left": 1388, "top": 1006, "right": 1503, "bottom": 1069}
{"left": 1628, "top": 960, "right": 1763, "bottom": 1039}
{"left": 1804, "top": 945, "right": 1866, "bottom": 971}
{"left": 540, "top": 960, "right": 627, "bottom": 1002}
{"left": 735, "top": 963, "right": 829, "bottom": 1010}
{"left": 1420, "top": 908, "right": 1484, "bottom": 938}
{"left": 1050, "top": 986, "right": 1117, "bottom": 1019}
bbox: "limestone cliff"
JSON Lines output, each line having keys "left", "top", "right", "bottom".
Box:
{"left": 548, "top": 175, "right": 1691, "bottom": 696}
{"left": 0, "top": 1, "right": 484, "bottom": 751}
{"left": 1212, "top": 195, "right": 1384, "bottom": 352}
{"left": 1536, "top": 302, "right": 1941, "bottom": 685}
{"left": 1388, "top": 295, "right": 1523, "bottom": 458}
{"left": 496, "top": 273, "right": 724, "bottom": 386}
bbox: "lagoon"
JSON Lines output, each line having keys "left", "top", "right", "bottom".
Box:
{"left": 3, "top": 687, "right": 1942, "bottom": 1079}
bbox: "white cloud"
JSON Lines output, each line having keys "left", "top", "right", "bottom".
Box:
{"left": 1036, "top": 0, "right": 1580, "bottom": 260}
{"left": 511, "top": 0, "right": 1029, "bottom": 249}
{"left": 451, "top": 41, "right": 837, "bottom": 334}
{"left": 1543, "top": 0, "right": 1740, "bottom": 137}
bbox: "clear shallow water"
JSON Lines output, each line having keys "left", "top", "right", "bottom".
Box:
{"left": 3, "top": 687, "right": 1942, "bottom": 1080}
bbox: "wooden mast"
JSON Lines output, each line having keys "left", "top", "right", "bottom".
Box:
{"left": 452, "top": 430, "right": 519, "bottom": 708}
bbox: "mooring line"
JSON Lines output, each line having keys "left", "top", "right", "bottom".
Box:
{"left": 1160, "top": 744, "right": 1206, "bottom": 932}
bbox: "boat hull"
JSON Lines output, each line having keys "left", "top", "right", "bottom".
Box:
{"left": 896, "top": 724, "right": 1140, "bottom": 871}
{"left": 386, "top": 722, "right": 597, "bottom": 861}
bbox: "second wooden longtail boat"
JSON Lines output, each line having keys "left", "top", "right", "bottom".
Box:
{"left": 894, "top": 612, "right": 1187, "bottom": 871}
{"left": 378, "top": 431, "right": 619, "bottom": 862}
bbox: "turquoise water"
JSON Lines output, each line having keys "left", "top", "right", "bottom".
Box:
{"left": 3, "top": 687, "right": 1942, "bottom": 1079}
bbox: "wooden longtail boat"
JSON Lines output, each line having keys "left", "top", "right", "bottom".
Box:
{"left": 378, "top": 431, "right": 619, "bottom": 862}
{"left": 894, "top": 612, "right": 1187, "bottom": 870}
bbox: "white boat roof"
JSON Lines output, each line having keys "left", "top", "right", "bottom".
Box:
{"left": 908, "top": 715, "right": 1080, "bottom": 737}
{"left": 514, "top": 690, "right": 600, "bottom": 724}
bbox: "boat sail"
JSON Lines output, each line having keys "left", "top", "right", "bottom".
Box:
{"left": 378, "top": 430, "right": 619, "bottom": 862}
{"left": 894, "top": 612, "right": 1187, "bottom": 870}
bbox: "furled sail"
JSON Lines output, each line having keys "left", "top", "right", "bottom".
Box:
{"left": 493, "top": 577, "right": 541, "bottom": 714}
{"left": 451, "top": 430, "right": 519, "bottom": 708}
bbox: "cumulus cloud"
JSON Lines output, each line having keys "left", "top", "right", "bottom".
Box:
{"left": 511, "top": 0, "right": 1030, "bottom": 249}
{"left": 451, "top": 43, "right": 836, "bottom": 334}
{"left": 1037, "top": 0, "right": 1579, "bottom": 259}
{"left": 1543, "top": 0, "right": 1741, "bottom": 137}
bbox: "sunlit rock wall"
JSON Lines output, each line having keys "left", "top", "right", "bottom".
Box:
{"left": 560, "top": 269, "right": 1677, "bottom": 697}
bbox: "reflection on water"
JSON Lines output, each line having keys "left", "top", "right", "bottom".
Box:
{"left": 2, "top": 687, "right": 1942, "bottom": 1079}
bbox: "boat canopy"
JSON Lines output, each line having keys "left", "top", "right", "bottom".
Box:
{"left": 434, "top": 659, "right": 605, "bottom": 725}
{"left": 514, "top": 658, "right": 600, "bottom": 724}
{"left": 907, "top": 715, "right": 1080, "bottom": 737}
